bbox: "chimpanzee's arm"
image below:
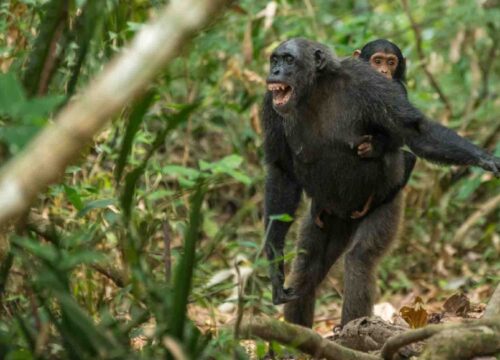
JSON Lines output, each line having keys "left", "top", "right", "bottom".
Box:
{"left": 399, "top": 110, "right": 500, "bottom": 175}
{"left": 264, "top": 163, "right": 302, "bottom": 304}
{"left": 371, "top": 86, "right": 500, "bottom": 175}
{"left": 262, "top": 93, "right": 303, "bottom": 304}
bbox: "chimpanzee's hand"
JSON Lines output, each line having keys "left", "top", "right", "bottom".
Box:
{"left": 272, "top": 285, "right": 299, "bottom": 305}
{"left": 357, "top": 135, "right": 374, "bottom": 158}
{"left": 478, "top": 156, "right": 500, "bottom": 177}
{"left": 351, "top": 135, "right": 382, "bottom": 158}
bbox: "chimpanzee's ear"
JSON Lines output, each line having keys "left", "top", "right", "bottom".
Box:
{"left": 314, "top": 49, "right": 327, "bottom": 70}
{"left": 353, "top": 49, "right": 361, "bottom": 58}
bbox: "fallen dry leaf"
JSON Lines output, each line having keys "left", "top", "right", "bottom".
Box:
{"left": 443, "top": 292, "right": 470, "bottom": 316}
{"left": 400, "top": 296, "right": 428, "bottom": 328}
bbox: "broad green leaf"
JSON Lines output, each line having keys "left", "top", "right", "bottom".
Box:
{"left": 77, "top": 199, "right": 116, "bottom": 218}
{"left": 162, "top": 165, "right": 201, "bottom": 179}
{"left": 0, "top": 125, "right": 39, "bottom": 154}
{"left": 218, "top": 154, "right": 243, "bottom": 169}
{"left": 18, "top": 95, "right": 64, "bottom": 123}
{"left": 224, "top": 169, "right": 252, "bottom": 185}
{"left": 63, "top": 185, "right": 84, "bottom": 211}
{"left": 0, "top": 73, "right": 26, "bottom": 116}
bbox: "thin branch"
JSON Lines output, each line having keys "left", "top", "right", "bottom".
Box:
{"left": 239, "top": 316, "right": 380, "bottom": 360}
{"left": 381, "top": 317, "right": 500, "bottom": 360}
{"left": 162, "top": 222, "right": 171, "bottom": 283}
{"left": 400, "top": 0, "right": 453, "bottom": 119}
{"left": 452, "top": 192, "right": 500, "bottom": 244}
{"left": 0, "top": 0, "right": 232, "bottom": 228}
{"left": 37, "top": 2, "right": 68, "bottom": 96}
{"left": 91, "top": 264, "right": 125, "bottom": 288}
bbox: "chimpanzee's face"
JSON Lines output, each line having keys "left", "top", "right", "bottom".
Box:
{"left": 266, "top": 40, "right": 315, "bottom": 114}
{"left": 369, "top": 51, "right": 399, "bottom": 79}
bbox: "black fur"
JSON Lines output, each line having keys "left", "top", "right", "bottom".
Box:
{"left": 262, "top": 38, "right": 500, "bottom": 326}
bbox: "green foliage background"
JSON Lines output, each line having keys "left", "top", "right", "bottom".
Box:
{"left": 0, "top": 0, "right": 498, "bottom": 358}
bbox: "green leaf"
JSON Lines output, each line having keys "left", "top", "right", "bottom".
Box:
{"left": 120, "top": 165, "right": 145, "bottom": 220}
{"left": 59, "top": 251, "right": 105, "bottom": 270}
{"left": 64, "top": 185, "right": 84, "bottom": 211}
{"left": 224, "top": 169, "right": 252, "bottom": 185}
{"left": 170, "top": 182, "right": 206, "bottom": 342}
{"left": 0, "top": 73, "right": 26, "bottom": 116}
{"left": 269, "top": 214, "right": 294, "bottom": 222}
{"left": 77, "top": 199, "right": 116, "bottom": 218}
{"left": 13, "top": 315, "right": 36, "bottom": 356}
{"left": 162, "top": 165, "right": 201, "bottom": 179}
{"left": 53, "top": 292, "right": 120, "bottom": 358}
{"left": 12, "top": 237, "right": 58, "bottom": 263}
{"left": 165, "top": 102, "right": 200, "bottom": 131}
{"left": 0, "top": 125, "right": 40, "bottom": 154}
{"left": 218, "top": 154, "right": 243, "bottom": 169}
{"left": 18, "top": 95, "right": 64, "bottom": 123}
{"left": 456, "top": 174, "right": 482, "bottom": 201}
{"left": 115, "top": 90, "right": 155, "bottom": 182}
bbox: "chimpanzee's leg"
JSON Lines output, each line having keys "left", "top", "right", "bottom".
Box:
{"left": 341, "top": 193, "right": 403, "bottom": 325}
{"left": 284, "top": 213, "right": 354, "bottom": 327}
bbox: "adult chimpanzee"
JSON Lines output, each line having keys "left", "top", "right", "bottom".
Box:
{"left": 262, "top": 38, "right": 500, "bottom": 327}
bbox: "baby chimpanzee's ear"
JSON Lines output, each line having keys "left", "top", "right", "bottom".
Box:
{"left": 314, "top": 49, "right": 327, "bottom": 70}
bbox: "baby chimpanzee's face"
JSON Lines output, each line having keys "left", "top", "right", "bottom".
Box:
{"left": 368, "top": 51, "right": 399, "bottom": 79}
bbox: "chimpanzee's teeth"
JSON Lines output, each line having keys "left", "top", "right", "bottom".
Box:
{"left": 267, "top": 83, "right": 290, "bottom": 92}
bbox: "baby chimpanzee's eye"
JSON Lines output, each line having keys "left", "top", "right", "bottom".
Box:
{"left": 285, "top": 55, "right": 294, "bottom": 64}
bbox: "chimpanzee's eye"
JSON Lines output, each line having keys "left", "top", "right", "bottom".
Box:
{"left": 285, "top": 55, "right": 294, "bottom": 64}
{"left": 270, "top": 56, "right": 278, "bottom": 66}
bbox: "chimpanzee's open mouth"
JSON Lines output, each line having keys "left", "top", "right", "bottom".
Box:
{"left": 267, "top": 83, "right": 293, "bottom": 106}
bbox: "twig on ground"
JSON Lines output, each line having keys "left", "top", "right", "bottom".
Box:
{"left": 381, "top": 317, "right": 500, "bottom": 360}
{"left": 239, "top": 316, "right": 379, "bottom": 360}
